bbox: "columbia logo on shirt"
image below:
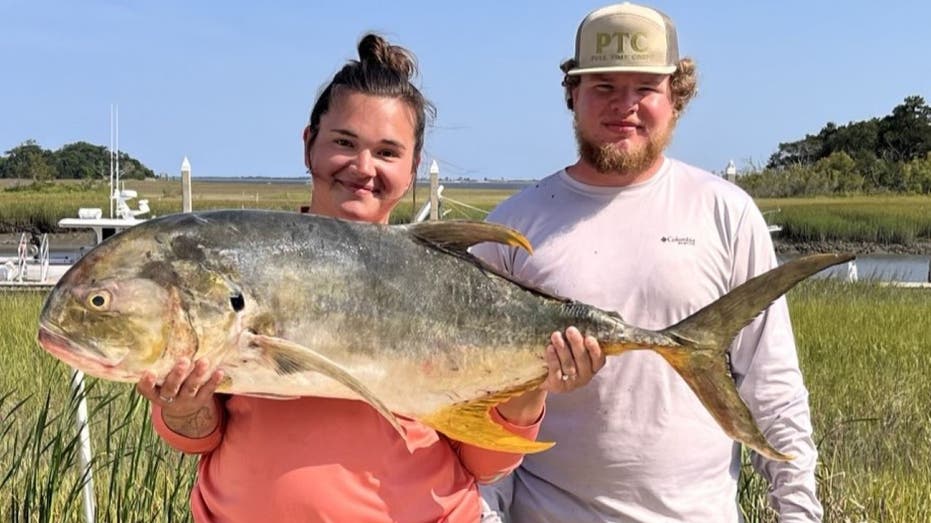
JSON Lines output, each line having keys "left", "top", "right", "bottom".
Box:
{"left": 661, "top": 236, "right": 695, "bottom": 246}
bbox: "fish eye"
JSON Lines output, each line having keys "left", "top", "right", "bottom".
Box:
{"left": 230, "top": 292, "right": 245, "bottom": 312}
{"left": 87, "top": 291, "right": 111, "bottom": 311}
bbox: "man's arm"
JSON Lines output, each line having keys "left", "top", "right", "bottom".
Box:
{"left": 729, "top": 204, "right": 823, "bottom": 521}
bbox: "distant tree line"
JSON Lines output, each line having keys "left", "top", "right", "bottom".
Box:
{"left": 4, "top": 97, "right": 931, "bottom": 197}
{"left": 737, "top": 95, "right": 931, "bottom": 197}
{"left": 0, "top": 140, "right": 154, "bottom": 181}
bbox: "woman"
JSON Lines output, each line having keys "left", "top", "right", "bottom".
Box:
{"left": 137, "top": 34, "right": 604, "bottom": 522}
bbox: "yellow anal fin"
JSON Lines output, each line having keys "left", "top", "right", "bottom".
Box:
{"left": 215, "top": 375, "right": 233, "bottom": 393}
{"left": 420, "top": 380, "right": 554, "bottom": 454}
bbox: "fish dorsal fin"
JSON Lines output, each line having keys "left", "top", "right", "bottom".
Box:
{"left": 419, "top": 379, "right": 554, "bottom": 454}
{"left": 406, "top": 220, "right": 533, "bottom": 256}
{"left": 407, "top": 219, "right": 571, "bottom": 308}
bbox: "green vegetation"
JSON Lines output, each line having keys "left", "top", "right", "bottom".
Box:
{"left": 741, "top": 280, "right": 931, "bottom": 521}
{"left": 757, "top": 196, "right": 931, "bottom": 246}
{"left": 0, "top": 179, "right": 510, "bottom": 232}
{"left": 3, "top": 179, "right": 931, "bottom": 250}
{"left": 0, "top": 141, "right": 154, "bottom": 181}
{"left": 0, "top": 292, "right": 196, "bottom": 522}
{"left": 3, "top": 281, "right": 929, "bottom": 521}
{"left": 738, "top": 96, "right": 931, "bottom": 197}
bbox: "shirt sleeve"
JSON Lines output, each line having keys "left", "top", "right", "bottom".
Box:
{"left": 728, "top": 203, "right": 824, "bottom": 522}
{"left": 151, "top": 396, "right": 227, "bottom": 455}
{"left": 451, "top": 406, "right": 544, "bottom": 484}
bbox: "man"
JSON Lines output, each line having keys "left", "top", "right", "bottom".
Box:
{"left": 475, "top": 3, "right": 823, "bottom": 521}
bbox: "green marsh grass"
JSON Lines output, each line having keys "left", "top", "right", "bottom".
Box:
{"left": 757, "top": 196, "right": 931, "bottom": 245}
{"left": 3, "top": 281, "right": 930, "bottom": 520}
{"left": 1, "top": 292, "right": 196, "bottom": 522}
{"left": 0, "top": 179, "right": 513, "bottom": 232}
{"left": 5, "top": 180, "right": 931, "bottom": 249}
{"left": 739, "top": 279, "right": 931, "bottom": 521}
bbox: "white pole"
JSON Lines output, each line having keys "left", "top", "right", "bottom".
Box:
{"left": 72, "top": 369, "right": 96, "bottom": 523}
{"left": 429, "top": 160, "right": 440, "bottom": 221}
{"left": 181, "top": 157, "right": 192, "bottom": 213}
{"left": 413, "top": 185, "right": 444, "bottom": 222}
{"left": 39, "top": 233, "right": 49, "bottom": 282}
{"left": 109, "top": 106, "right": 114, "bottom": 219}
{"left": 115, "top": 106, "right": 120, "bottom": 198}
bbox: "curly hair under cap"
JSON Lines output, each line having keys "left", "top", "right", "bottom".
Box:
{"left": 559, "top": 57, "right": 698, "bottom": 116}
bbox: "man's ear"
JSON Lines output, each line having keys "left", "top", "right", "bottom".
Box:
{"left": 567, "top": 86, "right": 578, "bottom": 111}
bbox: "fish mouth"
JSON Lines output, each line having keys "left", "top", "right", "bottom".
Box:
{"left": 37, "top": 324, "right": 133, "bottom": 380}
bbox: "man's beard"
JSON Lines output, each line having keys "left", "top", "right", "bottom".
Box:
{"left": 574, "top": 117, "right": 675, "bottom": 176}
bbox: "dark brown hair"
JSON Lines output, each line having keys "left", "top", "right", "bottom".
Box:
{"left": 307, "top": 33, "right": 436, "bottom": 158}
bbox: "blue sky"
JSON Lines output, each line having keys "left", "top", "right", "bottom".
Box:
{"left": 2, "top": 1, "right": 929, "bottom": 180}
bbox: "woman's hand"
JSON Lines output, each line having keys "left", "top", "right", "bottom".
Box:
{"left": 539, "top": 326, "right": 605, "bottom": 393}
{"left": 495, "top": 327, "right": 606, "bottom": 426}
{"left": 136, "top": 358, "right": 225, "bottom": 438}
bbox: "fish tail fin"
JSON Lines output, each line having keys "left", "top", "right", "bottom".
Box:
{"left": 419, "top": 379, "right": 554, "bottom": 454}
{"left": 606, "top": 253, "right": 853, "bottom": 462}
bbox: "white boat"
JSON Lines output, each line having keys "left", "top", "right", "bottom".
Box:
{"left": 1, "top": 106, "right": 149, "bottom": 289}
{"left": 58, "top": 190, "right": 149, "bottom": 245}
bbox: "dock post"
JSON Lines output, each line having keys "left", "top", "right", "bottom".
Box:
{"left": 429, "top": 160, "right": 440, "bottom": 221}
{"left": 181, "top": 157, "right": 192, "bottom": 213}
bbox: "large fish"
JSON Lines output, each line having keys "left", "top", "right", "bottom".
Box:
{"left": 37, "top": 210, "right": 851, "bottom": 460}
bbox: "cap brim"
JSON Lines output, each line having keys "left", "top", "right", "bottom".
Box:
{"left": 567, "top": 65, "right": 676, "bottom": 76}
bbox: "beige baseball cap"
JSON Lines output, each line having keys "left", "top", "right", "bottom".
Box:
{"left": 567, "top": 2, "right": 679, "bottom": 76}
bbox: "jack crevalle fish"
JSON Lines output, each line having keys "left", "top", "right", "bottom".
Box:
{"left": 37, "top": 210, "right": 852, "bottom": 460}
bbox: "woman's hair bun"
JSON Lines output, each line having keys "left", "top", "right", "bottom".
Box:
{"left": 357, "top": 33, "right": 416, "bottom": 79}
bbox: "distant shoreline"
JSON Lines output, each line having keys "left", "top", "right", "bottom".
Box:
{"left": 774, "top": 239, "right": 931, "bottom": 256}
{"left": 167, "top": 177, "right": 539, "bottom": 190}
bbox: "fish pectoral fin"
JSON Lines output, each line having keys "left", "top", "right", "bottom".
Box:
{"left": 247, "top": 333, "right": 406, "bottom": 438}
{"left": 419, "top": 386, "right": 554, "bottom": 454}
{"left": 406, "top": 220, "right": 533, "bottom": 255}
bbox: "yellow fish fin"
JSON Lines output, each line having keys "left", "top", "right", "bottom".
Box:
{"left": 247, "top": 333, "right": 405, "bottom": 438}
{"left": 215, "top": 375, "right": 233, "bottom": 392}
{"left": 419, "top": 380, "right": 554, "bottom": 454}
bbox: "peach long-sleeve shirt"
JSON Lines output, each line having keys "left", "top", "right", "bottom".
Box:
{"left": 152, "top": 395, "right": 540, "bottom": 523}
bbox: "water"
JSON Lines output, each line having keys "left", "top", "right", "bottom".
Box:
{"left": 780, "top": 254, "right": 931, "bottom": 283}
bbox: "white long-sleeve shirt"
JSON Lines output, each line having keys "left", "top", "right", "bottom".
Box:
{"left": 475, "top": 158, "right": 822, "bottom": 522}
